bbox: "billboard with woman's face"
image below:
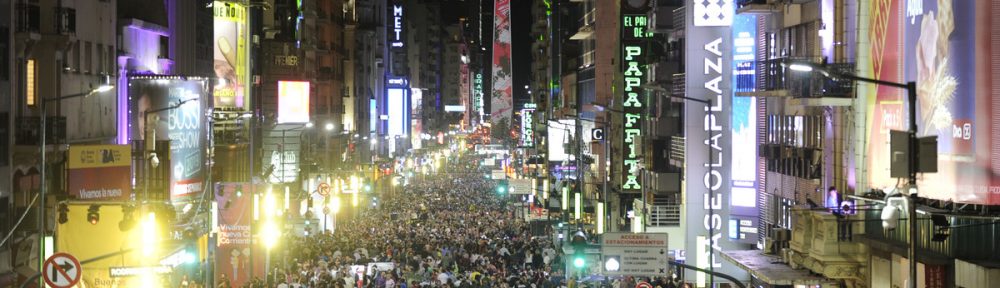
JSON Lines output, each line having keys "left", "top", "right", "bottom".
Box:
{"left": 129, "top": 77, "right": 209, "bottom": 201}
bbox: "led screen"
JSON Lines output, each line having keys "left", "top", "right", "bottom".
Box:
{"left": 277, "top": 81, "right": 310, "bottom": 124}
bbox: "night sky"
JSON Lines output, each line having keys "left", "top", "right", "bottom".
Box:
{"left": 510, "top": 0, "right": 532, "bottom": 110}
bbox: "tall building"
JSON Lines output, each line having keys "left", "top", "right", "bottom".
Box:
{"left": 7, "top": 0, "right": 118, "bottom": 279}
{"left": 352, "top": 0, "right": 385, "bottom": 161}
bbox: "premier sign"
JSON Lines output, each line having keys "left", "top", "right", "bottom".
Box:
{"left": 620, "top": 14, "right": 649, "bottom": 192}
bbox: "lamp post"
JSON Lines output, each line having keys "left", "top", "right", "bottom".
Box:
{"left": 785, "top": 60, "right": 920, "bottom": 288}
{"left": 640, "top": 84, "right": 713, "bottom": 287}
{"left": 37, "top": 84, "right": 112, "bottom": 279}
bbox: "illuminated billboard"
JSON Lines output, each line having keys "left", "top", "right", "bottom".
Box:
{"left": 491, "top": 0, "right": 513, "bottom": 127}
{"left": 683, "top": 0, "right": 747, "bottom": 284}
{"left": 519, "top": 104, "right": 535, "bottom": 148}
{"left": 547, "top": 119, "right": 575, "bottom": 162}
{"left": 129, "top": 77, "right": 208, "bottom": 201}
{"left": 620, "top": 12, "right": 649, "bottom": 192}
{"left": 277, "top": 81, "right": 310, "bottom": 124}
{"left": 67, "top": 145, "right": 132, "bottom": 201}
{"left": 730, "top": 12, "right": 758, "bottom": 243}
{"left": 213, "top": 1, "right": 248, "bottom": 109}
{"left": 863, "top": 0, "right": 1000, "bottom": 205}
{"left": 387, "top": 88, "right": 408, "bottom": 137}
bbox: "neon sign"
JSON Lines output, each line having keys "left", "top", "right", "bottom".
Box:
{"left": 621, "top": 14, "right": 648, "bottom": 192}
{"left": 520, "top": 104, "right": 535, "bottom": 147}
{"left": 390, "top": 5, "right": 404, "bottom": 48}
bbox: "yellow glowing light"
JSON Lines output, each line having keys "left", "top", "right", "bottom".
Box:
{"left": 329, "top": 196, "right": 341, "bottom": 214}
{"left": 264, "top": 192, "right": 276, "bottom": 218}
{"left": 283, "top": 186, "right": 290, "bottom": 213}
{"left": 352, "top": 191, "right": 359, "bottom": 207}
{"left": 253, "top": 193, "right": 260, "bottom": 221}
{"left": 574, "top": 193, "right": 582, "bottom": 220}
{"left": 350, "top": 176, "right": 360, "bottom": 191}
{"left": 597, "top": 202, "right": 605, "bottom": 234}
{"left": 262, "top": 221, "right": 280, "bottom": 249}
{"left": 561, "top": 187, "right": 569, "bottom": 210}
{"left": 142, "top": 212, "right": 158, "bottom": 257}
{"left": 543, "top": 180, "right": 550, "bottom": 200}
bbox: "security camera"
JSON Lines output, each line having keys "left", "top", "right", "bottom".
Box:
{"left": 880, "top": 197, "right": 907, "bottom": 229}
{"left": 150, "top": 152, "right": 160, "bottom": 168}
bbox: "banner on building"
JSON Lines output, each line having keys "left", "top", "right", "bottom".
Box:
{"left": 56, "top": 204, "right": 144, "bottom": 287}
{"left": 863, "top": 0, "right": 1000, "bottom": 205}
{"left": 519, "top": 104, "right": 535, "bottom": 148}
{"left": 730, "top": 11, "right": 759, "bottom": 244}
{"left": 67, "top": 145, "right": 132, "bottom": 200}
{"left": 129, "top": 77, "right": 209, "bottom": 201}
{"left": 683, "top": 0, "right": 747, "bottom": 284}
{"left": 215, "top": 183, "right": 265, "bottom": 288}
{"left": 213, "top": 1, "right": 248, "bottom": 109}
{"left": 491, "top": 0, "right": 513, "bottom": 128}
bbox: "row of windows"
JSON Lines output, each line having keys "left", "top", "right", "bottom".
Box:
{"left": 63, "top": 40, "right": 115, "bottom": 76}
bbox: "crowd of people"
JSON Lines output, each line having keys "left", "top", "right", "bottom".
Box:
{"left": 240, "top": 154, "right": 566, "bottom": 288}
{"left": 231, "top": 152, "right": 685, "bottom": 288}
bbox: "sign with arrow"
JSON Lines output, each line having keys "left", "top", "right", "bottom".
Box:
{"left": 43, "top": 253, "right": 82, "bottom": 288}
{"left": 601, "top": 232, "right": 669, "bottom": 276}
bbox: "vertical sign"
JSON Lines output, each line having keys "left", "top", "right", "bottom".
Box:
{"left": 520, "top": 104, "right": 536, "bottom": 148}
{"left": 730, "top": 12, "right": 758, "bottom": 243}
{"left": 620, "top": 2, "right": 650, "bottom": 192}
{"left": 491, "top": 0, "right": 513, "bottom": 127}
{"left": 474, "top": 73, "right": 484, "bottom": 120}
{"left": 460, "top": 46, "right": 471, "bottom": 127}
{"left": 684, "top": 0, "right": 746, "bottom": 285}
{"left": 215, "top": 183, "right": 264, "bottom": 288}
{"left": 213, "top": 1, "right": 248, "bottom": 109}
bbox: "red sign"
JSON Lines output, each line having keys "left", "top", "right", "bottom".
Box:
{"left": 635, "top": 282, "right": 652, "bottom": 288}
{"left": 318, "top": 183, "right": 331, "bottom": 196}
{"left": 925, "top": 264, "right": 946, "bottom": 288}
{"left": 43, "top": 253, "right": 82, "bottom": 288}
{"left": 68, "top": 166, "right": 131, "bottom": 200}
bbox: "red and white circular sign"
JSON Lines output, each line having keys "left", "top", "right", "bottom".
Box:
{"left": 635, "top": 281, "right": 653, "bottom": 288}
{"left": 43, "top": 252, "right": 82, "bottom": 288}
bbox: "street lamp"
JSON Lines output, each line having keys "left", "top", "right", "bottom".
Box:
{"left": 639, "top": 83, "right": 714, "bottom": 286}
{"left": 38, "top": 84, "right": 113, "bottom": 277}
{"left": 783, "top": 59, "right": 921, "bottom": 288}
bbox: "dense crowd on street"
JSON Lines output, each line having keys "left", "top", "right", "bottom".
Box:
{"left": 234, "top": 154, "right": 565, "bottom": 288}
{"left": 227, "top": 152, "right": 683, "bottom": 288}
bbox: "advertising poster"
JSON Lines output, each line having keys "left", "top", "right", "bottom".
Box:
{"left": 215, "top": 183, "right": 264, "bottom": 287}
{"left": 461, "top": 55, "right": 471, "bottom": 127}
{"left": 67, "top": 145, "right": 132, "bottom": 201}
{"left": 683, "top": 0, "right": 748, "bottom": 285}
{"left": 730, "top": 12, "right": 758, "bottom": 243}
{"left": 129, "top": 78, "right": 208, "bottom": 201}
{"left": 519, "top": 105, "right": 535, "bottom": 148}
{"left": 491, "top": 0, "right": 513, "bottom": 128}
{"left": 277, "top": 81, "right": 311, "bottom": 124}
{"left": 213, "top": 1, "right": 248, "bottom": 109}
{"left": 56, "top": 204, "right": 143, "bottom": 288}
{"left": 411, "top": 88, "right": 423, "bottom": 149}
{"left": 866, "top": 0, "right": 1000, "bottom": 205}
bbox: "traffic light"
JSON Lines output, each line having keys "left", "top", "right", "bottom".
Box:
{"left": 571, "top": 229, "right": 588, "bottom": 269}
{"left": 573, "top": 255, "right": 586, "bottom": 268}
{"left": 496, "top": 179, "right": 509, "bottom": 195}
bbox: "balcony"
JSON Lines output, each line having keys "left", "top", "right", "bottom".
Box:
{"left": 736, "top": 58, "right": 855, "bottom": 106}
{"left": 861, "top": 202, "right": 1000, "bottom": 263}
{"left": 647, "top": 200, "right": 681, "bottom": 227}
{"left": 783, "top": 209, "right": 867, "bottom": 282}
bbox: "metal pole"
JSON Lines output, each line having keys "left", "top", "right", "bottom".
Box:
{"left": 906, "top": 82, "right": 917, "bottom": 288}
{"left": 38, "top": 98, "right": 46, "bottom": 287}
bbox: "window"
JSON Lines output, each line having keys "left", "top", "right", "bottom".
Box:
{"left": 84, "top": 41, "right": 92, "bottom": 74}
{"left": 73, "top": 40, "right": 81, "bottom": 72}
{"left": 96, "top": 43, "right": 104, "bottom": 74}
{"left": 26, "top": 59, "right": 36, "bottom": 106}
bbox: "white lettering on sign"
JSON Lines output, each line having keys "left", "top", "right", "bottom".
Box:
{"left": 391, "top": 5, "right": 404, "bottom": 48}
{"left": 701, "top": 37, "right": 725, "bottom": 269}
{"left": 621, "top": 43, "right": 644, "bottom": 191}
